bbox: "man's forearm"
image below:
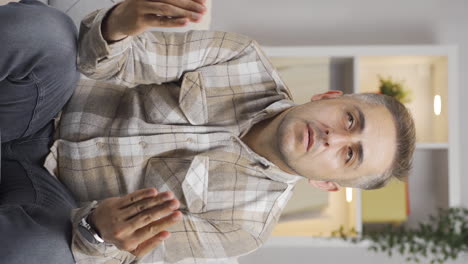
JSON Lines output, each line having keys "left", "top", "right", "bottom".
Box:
{"left": 77, "top": 0, "right": 253, "bottom": 87}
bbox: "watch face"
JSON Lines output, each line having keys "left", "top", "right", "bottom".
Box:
{"left": 78, "top": 223, "right": 98, "bottom": 244}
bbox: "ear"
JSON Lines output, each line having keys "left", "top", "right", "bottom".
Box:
{"left": 310, "top": 90, "right": 343, "bottom": 101}
{"left": 307, "top": 179, "right": 341, "bottom": 192}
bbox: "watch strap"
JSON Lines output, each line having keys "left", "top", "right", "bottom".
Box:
{"left": 79, "top": 210, "right": 105, "bottom": 244}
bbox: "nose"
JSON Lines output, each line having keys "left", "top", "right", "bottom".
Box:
{"left": 323, "top": 129, "right": 358, "bottom": 148}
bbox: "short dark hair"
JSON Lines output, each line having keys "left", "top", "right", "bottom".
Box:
{"left": 346, "top": 93, "right": 416, "bottom": 190}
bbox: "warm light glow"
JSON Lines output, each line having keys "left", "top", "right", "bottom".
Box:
{"left": 346, "top": 188, "right": 353, "bottom": 203}
{"left": 434, "top": 95, "right": 442, "bottom": 116}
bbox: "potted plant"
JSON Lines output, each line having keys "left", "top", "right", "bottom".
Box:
{"left": 333, "top": 207, "right": 468, "bottom": 263}
{"left": 377, "top": 75, "right": 412, "bottom": 104}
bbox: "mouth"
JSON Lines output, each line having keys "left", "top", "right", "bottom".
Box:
{"left": 304, "top": 123, "right": 314, "bottom": 152}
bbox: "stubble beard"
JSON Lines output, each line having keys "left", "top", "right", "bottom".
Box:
{"left": 276, "top": 112, "right": 303, "bottom": 176}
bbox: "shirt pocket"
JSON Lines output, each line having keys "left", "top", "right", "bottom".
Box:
{"left": 179, "top": 71, "right": 208, "bottom": 125}
{"left": 143, "top": 155, "right": 209, "bottom": 214}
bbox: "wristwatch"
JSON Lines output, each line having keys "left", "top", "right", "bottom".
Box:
{"left": 78, "top": 211, "right": 105, "bottom": 244}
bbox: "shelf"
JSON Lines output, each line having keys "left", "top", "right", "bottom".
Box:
{"left": 263, "top": 237, "right": 371, "bottom": 248}
{"left": 416, "top": 143, "right": 449, "bottom": 149}
{"left": 357, "top": 55, "right": 449, "bottom": 144}
{"left": 272, "top": 187, "right": 358, "bottom": 237}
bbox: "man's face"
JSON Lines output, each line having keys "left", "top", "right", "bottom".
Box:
{"left": 275, "top": 92, "right": 397, "bottom": 188}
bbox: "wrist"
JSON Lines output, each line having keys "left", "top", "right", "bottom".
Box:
{"left": 78, "top": 209, "right": 105, "bottom": 244}
{"left": 102, "top": 3, "right": 128, "bottom": 43}
{"left": 87, "top": 209, "right": 102, "bottom": 237}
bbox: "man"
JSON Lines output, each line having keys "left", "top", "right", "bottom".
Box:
{"left": 0, "top": 1, "right": 415, "bottom": 264}
{"left": 42, "top": 0, "right": 416, "bottom": 263}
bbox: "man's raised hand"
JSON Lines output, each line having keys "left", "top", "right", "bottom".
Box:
{"left": 102, "top": 0, "right": 207, "bottom": 42}
{"left": 89, "top": 188, "right": 183, "bottom": 257}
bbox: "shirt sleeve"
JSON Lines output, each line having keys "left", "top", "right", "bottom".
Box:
{"left": 70, "top": 201, "right": 138, "bottom": 264}
{"left": 77, "top": 8, "right": 254, "bottom": 87}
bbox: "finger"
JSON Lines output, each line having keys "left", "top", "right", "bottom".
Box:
{"left": 143, "top": 2, "right": 203, "bottom": 21}
{"left": 120, "top": 188, "right": 158, "bottom": 208}
{"left": 121, "top": 191, "right": 174, "bottom": 219}
{"left": 133, "top": 211, "right": 182, "bottom": 245}
{"left": 191, "top": 0, "right": 207, "bottom": 5}
{"left": 101, "top": 199, "right": 178, "bottom": 245}
{"left": 130, "top": 231, "right": 171, "bottom": 258}
{"left": 147, "top": 0, "right": 206, "bottom": 14}
{"left": 145, "top": 16, "right": 189, "bottom": 27}
{"left": 128, "top": 199, "right": 180, "bottom": 231}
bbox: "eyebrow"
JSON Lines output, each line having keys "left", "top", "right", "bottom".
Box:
{"left": 353, "top": 105, "right": 365, "bottom": 169}
{"left": 354, "top": 143, "right": 364, "bottom": 169}
{"left": 354, "top": 105, "right": 366, "bottom": 132}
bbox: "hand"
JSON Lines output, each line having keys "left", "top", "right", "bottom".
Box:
{"left": 89, "top": 188, "right": 183, "bottom": 257}
{"left": 102, "top": 0, "right": 207, "bottom": 42}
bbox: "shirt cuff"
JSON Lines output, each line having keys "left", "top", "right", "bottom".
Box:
{"left": 84, "top": 7, "right": 133, "bottom": 61}
{"left": 71, "top": 201, "right": 136, "bottom": 262}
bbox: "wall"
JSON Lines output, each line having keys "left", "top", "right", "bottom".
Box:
{"left": 209, "top": 0, "right": 467, "bottom": 263}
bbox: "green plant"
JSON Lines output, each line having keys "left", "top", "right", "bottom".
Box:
{"left": 333, "top": 207, "right": 468, "bottom": 263}
{"left": 378, "top": 75, "right": 412, "bottom": 103}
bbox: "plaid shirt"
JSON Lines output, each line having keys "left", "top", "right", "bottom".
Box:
{"left": 44, "top": 8, "right": 303, "bottom": 264}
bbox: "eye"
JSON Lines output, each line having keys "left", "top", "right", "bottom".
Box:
{"left": 347, "top": 112, "right": 354, "bottom": 129}
{"left": 346, "top": 147, "right": 354, "bottom": 163}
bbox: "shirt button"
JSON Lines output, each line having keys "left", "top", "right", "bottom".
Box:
{"left": 96, "top": 142, "right": 105, "bottom": 148}
{"left": 187, "top": 138, "right": 194, "bottom": 143}
{"left": 139, "top": 141, "right": 147, "bottom": 148}
{"left": 230, "top": 136, "right": 236, "bottom": 141}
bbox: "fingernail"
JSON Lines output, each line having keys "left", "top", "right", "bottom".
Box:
{"left": 172, "top": 213, "right": 182, "bottom": 221}
{"left": 161, "top": 232, "right": 171, "bottom": 240}
{"left": 163, "top": 192, "right": 173, "bottom": 201}
{"left": 169, "top": 201, "right": 178, "bottom": 210}
{"left": 192, "top": 12, "right": 202, "bottom": 20}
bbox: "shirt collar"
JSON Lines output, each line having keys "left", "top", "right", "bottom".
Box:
{"left": 233, "top": 99, "right": 305, "bottom": 184}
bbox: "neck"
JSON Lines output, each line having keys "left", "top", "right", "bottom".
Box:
{"left": 241, "top": 108, "right": 297, "bottom": 175}
{"left": 241, "top": 117, "right": 272, "bottom": 157}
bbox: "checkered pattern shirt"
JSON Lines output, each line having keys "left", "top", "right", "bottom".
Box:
{"left": 44, "top": 8, "right": 303, "bottom": 264}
